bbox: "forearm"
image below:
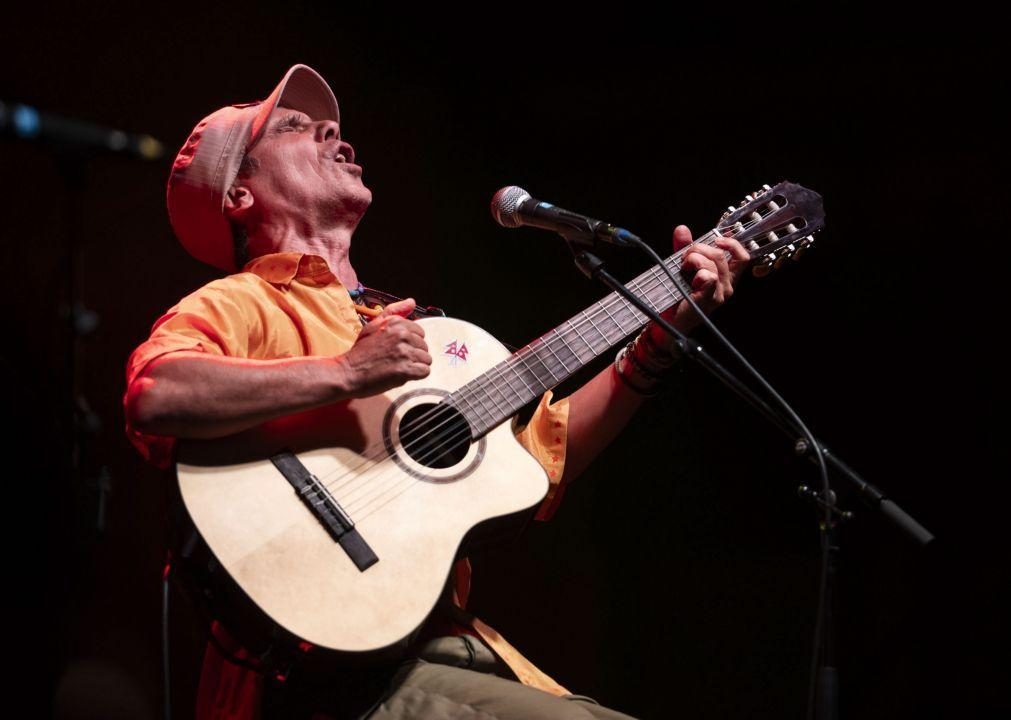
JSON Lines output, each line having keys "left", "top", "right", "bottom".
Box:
{"left": 554, "top": 228, "right": 748, "bottom": 486}
{"left": 560, "top": 361, "right": 648, "bottom": 485}
{"left": 126, "top": 351, "right": 351, "bottom": 440}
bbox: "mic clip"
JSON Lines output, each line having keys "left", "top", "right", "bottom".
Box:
{"left": 797, "top": 485, "right": 854, "bottom": 524}
{"left": 560, "top": 224, "right": 640, "bottom": 249}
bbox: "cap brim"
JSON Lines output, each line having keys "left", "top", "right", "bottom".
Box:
{"left": 250, "top": 64, "right": 341, "bottom": 150}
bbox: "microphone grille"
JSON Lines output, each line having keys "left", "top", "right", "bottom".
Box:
{"left": 490, "top": 186, "right": 531, "bottom": 228}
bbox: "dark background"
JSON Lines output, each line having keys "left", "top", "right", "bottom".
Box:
{"left": 2, "top": 7, "right": 1006, "bottom": 719}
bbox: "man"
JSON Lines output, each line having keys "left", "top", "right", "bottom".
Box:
{"left": 124, "top": 64, "right": 749, "bottom": 719}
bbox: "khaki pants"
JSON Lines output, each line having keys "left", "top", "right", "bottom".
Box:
{"left": 262, "top": 635, "right": 638, "bottom": 720}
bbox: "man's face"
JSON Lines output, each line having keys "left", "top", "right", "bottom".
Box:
{"left": 239, "top": 104, "right": 372, "bottom": 228}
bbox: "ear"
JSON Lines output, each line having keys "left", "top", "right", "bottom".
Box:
{"left": 224, "top": 182, "right": 255, "bottom": 222}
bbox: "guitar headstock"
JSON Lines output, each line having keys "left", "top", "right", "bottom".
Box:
{"left": 717, "top": 181, "right": 825, "bottom": 277}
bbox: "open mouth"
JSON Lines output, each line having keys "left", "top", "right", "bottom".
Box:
{"left": 331, "top": 145, "right": 356, "bottom": 164}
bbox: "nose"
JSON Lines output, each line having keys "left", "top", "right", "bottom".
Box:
{"left": 313, "top": 119, "right": 354, "bottom": 163}
{"left": 314, "top": 119, "right": 341, "bottom": 143}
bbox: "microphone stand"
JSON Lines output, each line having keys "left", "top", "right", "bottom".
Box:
{"left": 570, "top": 248, "right": 933, "bottom": 540}
{"left": 568, "top": 246, "right": 933, "bottom": 720}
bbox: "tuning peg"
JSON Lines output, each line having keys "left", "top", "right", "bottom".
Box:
{"left": 793, "top": 235, "right": 815, "bottom": 259}
{"left": 762, "top": 184, "right": 772, "bottom": 191}
{"left": 774, "top": 245, "right": 796, "bottom": 269}
{"left": 752, "top": 254, "right": 776, "bottom": 277}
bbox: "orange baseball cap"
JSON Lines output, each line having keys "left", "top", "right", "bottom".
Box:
{"left": 166, "top": 64, "right": 340, "bottom": 272}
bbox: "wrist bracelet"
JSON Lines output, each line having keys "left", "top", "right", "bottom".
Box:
{"left": 639, "top": 324, "right": 681, "bottom": 367}
{"left": 614, "top": 343, "right": 659, "bottom": 396}
{"left": 626, "top": 341, "right": 665, "bottom": 380}
{"left": 613, "top": 323, "right": 685, "bottom": 397}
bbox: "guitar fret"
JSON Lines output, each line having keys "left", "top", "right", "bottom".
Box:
{"left": 632, "top": 275, "right": 664, "bottom": 319}
{"left": 449, "top": 392, "right": 476, "bottom": 419}
{"left": 654, "top": 267, "right": 677, "bottom": 303}
{"left": 480, "top": 374, "right": 517, "bottom": 418}
{"left": 559, "top": 327, "right": 586, "bottom": 366}
{"left": 582, "top": 311, "right": 609, "bottom": 349}
{"left": 543, "top": 329, "right": 578, "bottom": 374}
{"left": 598, "top": 300, "right": 628, "bottom": 340}
{"left": 508, "top": 353, "right": 540, "bottom": 395}
{"left": 565, "top": 318, "right": 598, "bottom": 361}
{"left": 528, "top": 341, "right": 562, "bottom": 383}
{"left": 651, "top": 265, "right": 681, "bottom": 306}
{"left": 627, "top": 279, "right": 650, "bottom": 315}
{"left": 498, "top": 360, "right": 536, "bottom": 399}
{"left": 537, "top": 339, "right": 568, "bottom": 375}
{"left": 497, "top": 375, "right": 527, "bottom": 415}
{"left": 450, "top": 231, "right": 735, "bottom": 438}
{"left": 649, "top": 273, "right": 667, "bottom": 308}
{"left": 469, "top": 384, "right": 499, "bottom": 422}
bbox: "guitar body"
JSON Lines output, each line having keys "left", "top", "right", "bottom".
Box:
{"left": 175, "top": 317, "right": 550, "bottom": 657}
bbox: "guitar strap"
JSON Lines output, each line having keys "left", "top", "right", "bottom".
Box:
{"left": 348, "top": 284, "right": 446, "bottom": 323}
{"left": 445, "top": 602, "right": 572, "bottom": 697}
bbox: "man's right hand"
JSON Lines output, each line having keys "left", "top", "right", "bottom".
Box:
{"left": 127, "top": 298, "right": 433, "bottom": 441}
{"left": 336, "top": 298, "right": 433, "bottom": 398}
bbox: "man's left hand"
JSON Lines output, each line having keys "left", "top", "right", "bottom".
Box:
{"left": 659, "top": 224, "right": 750, "bottom": 335}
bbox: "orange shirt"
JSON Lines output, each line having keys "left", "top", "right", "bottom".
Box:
{"left": 123, "top": 252, "right": 574, "bottom": 718}
{"left": 124, "top": 252, "right": 570, "bottom": 520}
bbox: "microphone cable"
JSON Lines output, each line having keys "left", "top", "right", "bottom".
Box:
{"left": 623, "top": 233, "right": 832, "bottom": 720}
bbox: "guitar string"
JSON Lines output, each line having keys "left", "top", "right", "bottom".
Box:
{"left": 340, "top": 231, "right": 728, "bottom": 520}
{"left": 331, "top": 228, "right": 722, "bottom": 492}
{"left": 305, "top": 238, "right": 704, "bottom": 523}
{"left": 342, "top": 232, "right": 738, "bottom": 523}
{"left": 313, "top": 222, "right": 761, "bottom": 521}
{"left": 315, "top": 228, "right": 724, "bottom": 507}
{"left": 337, "top": 236, "right": 711, "bottom": 516}
{"left": 323, "top": 230, "right": 746, "bottom": 521}
{"left": 347, "top": 203, "right": 814, "bottom": 522}
{"left": 310, "top": 211, "right": 786, "bottom": 521}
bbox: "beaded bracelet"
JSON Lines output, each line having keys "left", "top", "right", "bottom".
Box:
{"left": 639, "top": 324, "right": 682, "bottom": 368}
{"left": 625, "top": 341, "right": 665, "bottom": 380}
{"left": 613, "top": 342, "right": 659, "bottom": 396}
{"left": 613, "top": 324, "right": 684, "bottom": 396}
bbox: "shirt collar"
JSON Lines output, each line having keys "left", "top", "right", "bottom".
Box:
{"left": 242, "top": 252, "right": 340, "bottom": 288}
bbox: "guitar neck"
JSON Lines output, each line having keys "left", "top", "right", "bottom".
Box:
{"left": 449, "top": 229, "right": 724, "bottom": 437}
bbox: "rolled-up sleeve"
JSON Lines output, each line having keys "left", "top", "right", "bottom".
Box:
{"left": 514, "top": 389, "right": 571, "bottom": 521}
{"left": 123, "top": 283, "right": 257, "bottom": 468}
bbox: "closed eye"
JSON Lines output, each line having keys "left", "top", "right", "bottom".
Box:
{"left": 275, "top": 113, "right": 308, "bottom": 132}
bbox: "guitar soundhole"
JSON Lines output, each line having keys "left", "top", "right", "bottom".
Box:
{"left": 398, "top": 403, "right": 472, "bottom": 469}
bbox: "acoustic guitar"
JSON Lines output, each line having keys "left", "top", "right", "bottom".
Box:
{"left": 175, "top": 181, "right": 825, "bottom": 660}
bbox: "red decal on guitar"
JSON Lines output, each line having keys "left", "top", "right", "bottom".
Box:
{"left": 444, "top": 340, "right": 470, "bottom": 366}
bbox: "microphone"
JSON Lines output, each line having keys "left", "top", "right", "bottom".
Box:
{"left": 490, "top": 186, "right": 641, "bottom": 247}
{"left": 0, "top": 100, "right": 165, "bottom": 160}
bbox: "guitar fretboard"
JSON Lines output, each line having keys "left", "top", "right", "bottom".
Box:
{"left": 448, "top": 229, "right": 722, "bottom": 437}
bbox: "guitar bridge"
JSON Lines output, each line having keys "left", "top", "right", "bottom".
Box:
{"left": 271, "top": 450, "right": 379, "bottom": 572}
